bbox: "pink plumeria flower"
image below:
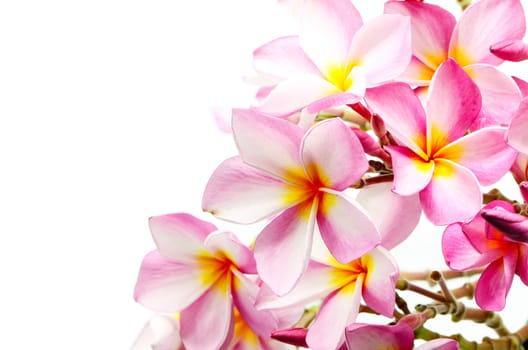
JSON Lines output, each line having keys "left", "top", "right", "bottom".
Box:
{"left": 507, "top": 98, "right": 528, "bottom": 154}
{"left": 131, "top": 314, "right": 182, "bottom": 350}
{"left": 252, "top": 0, "right": 411, "bottom": 117}
{"left": 134, "top": 213, "right": 279, "bottom": 350}
{"left": 257, "top": 247, "right": 398, "bottom": 350}
{"left": 345, "top": 322, "right": 458, "bottom": 350}
{"left": 385, "top": 0, "right": 525, "bottom": 128}
{"left": 203, "top": 110, "right": 381, "bottom": 295}
{"left": 366, "top": 59, "right": 517, "bottom": 225}
{"left": 442, "top": 200, "right": 528, "bottom": 311}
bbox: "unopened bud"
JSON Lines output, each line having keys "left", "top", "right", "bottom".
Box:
{"left": 490, "top": 39, "right": 528, "bottom": 62}
{"left": 481, "top": 206, "right": 528, "bottom": 243}
{"left": 270, "top": 328, "right": 308, "bottom": 348}
{"left": 347, "top": 102, "right": 372, "bottom": 121}
{"left": 352, "top": 128, "right": 381, "bottom": 155}
{"left": 398, "top": 313, "right": 426, "bottom": 330}
{"left": 371, "top": 114, "right": 387, "bottom": 139}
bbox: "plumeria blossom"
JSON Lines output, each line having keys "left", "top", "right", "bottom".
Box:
{"left": 442, "top": 200, "right": 528, "bottom": 311}
{"left": 345, "top": 322, "right": 458, "bottom": 350}
{"left": 385, "top": 0, "right": 525, "bottom": 128}
{"left": 252, "top": 0, "right": 411, "bottom": 117}
{"left": 507, "top": 98, "right": 528, "bottom": 154}
{"left": 203, "top": 109, "right": 382, "bottom": 295}
{"left": 257, "top": 246, "right": 398, "bottom": 350}
{"left": 134, "top": 213, "right": 281, "bottom": 350}
{"left": 366, "top": 59, "right": 517, "bottom": 225}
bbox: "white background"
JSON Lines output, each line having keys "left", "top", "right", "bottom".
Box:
{"left": 1, "top": 1, "right": 527, "bottom": 349}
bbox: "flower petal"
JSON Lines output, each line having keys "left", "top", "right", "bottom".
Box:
{"left": 490, "top": 39, "right": 528, "bottom": 62}
{"left": 435, "top": 127, "right": 517, "bottom": 186}
{"left": 513, "top": 76, "right": 528, "bottom": 97}
{"left": 449, "top": 0, "right": 526, "bottom": 66}
{"left": 357, "top": 182, "right": 422, "bottom": 249}
{"left": 257, "top": 261, "right": 336, "bottom": 310}
{"left": 317, "top": 191, "right": 380, "bottom": 263}
{"left": 299, "top": 0, "right": 362, "bottom": 73}
{"left": 306, "top": 275, "right": 363, "bottom": 350}
{"left": 304, "top": 92, "right": 362, "bottom": 115}
{"left": 426, "top": 59, "right": 481, "bottom": 154}
{"left": 365, "top": 82, "right": 427, "bottom": 157}
{"left": 397, "top": 56, "right": 436, "bottom": 85}
{"left": 385, "top": 1, "right": 455, "bottom": 71}
{"left": 254, "top": 201, "right": 317, "bottom": 296}
{"left": 385, "top": 145, "right": 434, "bottom": 196}
{"left": 442, "top": 223, "right": 500, "bottom": 271}
{"left": 203, "top": 157, "right": 299, "bottom": 224}
{"left": 475, "top": 252, "right": 517, "bottom": 311}
{"left": 231, "top": 270, "right": 279, "bottom": 339}
{"left": 345, "top": 322, "right": 414, "bottom": 350}
{"left": 301, "top": 118, "right": 368, "bottom": 190}
{"left": 349, "top": 14, "right": 411, "bottom": 85}
{"left": 516, "top": 244, "right": 528, "bottom": 285}
{"left": 131, "top": 315, "right": 181, "bottom": 350}
{"left": 508, "top": 98, "right": 528, "bottom": 153}
{"left": 420, "top": 159, "right": 481, "bottom": 225}
{"left": 254, "top": 74, "right": 339, "bottom": 117}
{"left": 232, "top": 109, "right": 304, "bottom": 177}
{"left": 149, "top": 213, "right": 215, "bottom": 263}
{"left": 180, "top": 281, "right": 233, "bottom": 350}
{"left": 463, "top": 64, "right": 522, "bottom": 127}
{"left": 134, "top": 251, "right": 208, "bottom": 313}
{"left": 362, "top": 247, "right": 399, "bottom": 317}
{"left": 204, "top": 231, "right": 257, "bottom": 274}
{"left": 253, "top": 36, "right": 321, "bottom": 80}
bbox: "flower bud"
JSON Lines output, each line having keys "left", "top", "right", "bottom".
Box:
{"left": 398, "top": 313, "right": 426, "bottom": 330}
{"left": 481, "top": 206, "right": 528, "bottom": 243}
{"left": 371, "top": 113, "right": 387, "bottom": 139}
{"left": 352, "top": 128, "right": 382, "bottom": 155}
{"left": 270, "top": 327, "right": 308, "bottom": 347}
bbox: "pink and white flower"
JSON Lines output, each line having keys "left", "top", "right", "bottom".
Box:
{"left": 134, "top": 213, "right": 279, "bottom": 350}
{"left": 385, "top": 0, "right": 525, "bottom": 128}
{"left": 366, "top": 59, "right": 517, "bottom": 225}
{"left": 203, "top": 110, "right": 380, "bottom": 295}
{"left": 252, "top": 0, "right": 411, "bottom": 117}
{"left": 442, "top": 200, "right": 528, "bottom": 310}
{"left": 258, "top": 247, "right": 399, "bottom": 350}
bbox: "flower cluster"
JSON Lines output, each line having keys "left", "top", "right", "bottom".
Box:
{"left": 132, "top": 0, "right": 528, "bottom": 349}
